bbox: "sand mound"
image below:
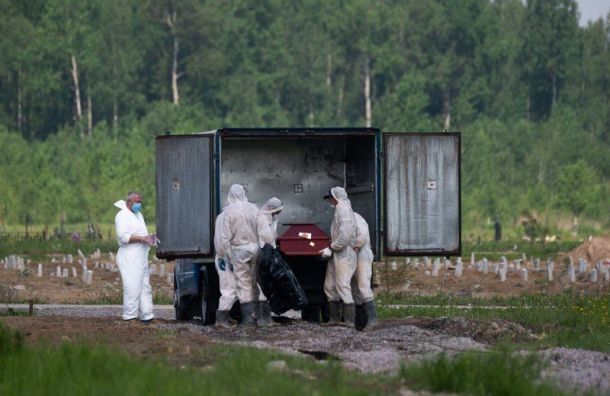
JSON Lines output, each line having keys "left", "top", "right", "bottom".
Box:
{"left": 567, "top": 236, "right": 610, "bottom": 263}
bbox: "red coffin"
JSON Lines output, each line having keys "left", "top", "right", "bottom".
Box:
{"left": 278, "top": 224, "right": 331, "bottom": 256}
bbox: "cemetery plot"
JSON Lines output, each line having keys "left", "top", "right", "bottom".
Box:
{"left": 0, "top": 251, "right": 174, "bottom": 304}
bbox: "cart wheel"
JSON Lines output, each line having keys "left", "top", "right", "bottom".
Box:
{"left": 199, "top": 268, "right": 217, "bottom": 325}
{"left": 174, "top": 289, "right": 192, "bottom": 321}
{"left": 200, "top": 296, "right": 217, "bottom": 325}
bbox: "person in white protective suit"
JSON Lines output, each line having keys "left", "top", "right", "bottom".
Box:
{"left": 256, "top": 197, "right": 283, "bottom": 326}
{"left": 114, "top": 191, "right": 156, "bottom": 322}
{"left": 220, "top": 184, "right": 260, "bottom": 326}
{"left": 320, "top": 187, "right": 358, "bottom": 327}
{"left": 351, "top": 212, "right": 378, "bottom": 331}
{"left": 213, "top": 209, "right": 238, "bottom": 328}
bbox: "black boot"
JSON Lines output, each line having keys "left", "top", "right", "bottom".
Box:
{"left": 257, "top": 301, "right": 273, "bottom": 327}
{"left": 215, "top": 310, "right": 234, "bottom": 328}
{"left": 361, "top": 301, "right": 378, "bottom": 331}
{"left": 341, "top": 303, "right": 356, "bottom": 328}
{"left": 322, "top": 301, "right": 342, "bottom": 325}
{"left": 239, "top": 302, "right": 257, "bottom": 327}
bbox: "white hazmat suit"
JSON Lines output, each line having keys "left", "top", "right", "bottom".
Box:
{"left": 214, "top": 211, "right": 237, "bottom": 312}
{"left": 323, "top": 187, "right": 357, "bottom": 304}
{"left": 257, "top": 197, "right": 283, "bottom": 249}
{"left": 220, "top": 185, "right": 260, "bottom": 305}
{"left": 114, "top": 200, "right": 154, "bottom": 321}
{"left": 351, "top": 212, "right": 374, "bottom": 304}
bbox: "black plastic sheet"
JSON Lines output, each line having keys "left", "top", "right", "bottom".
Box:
{"left": 257, "top": 244, "right": 308, "bottom": 314}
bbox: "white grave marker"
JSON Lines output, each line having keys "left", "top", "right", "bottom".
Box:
{"left": 590, "top": 269, "right": 598, "bottom": 283}
{"left": 578, "top": 258, "right": 587, "bottom": 274}
{"left": 546, "top": 261, "right": 554, "bottom": 281}
{"left": 455, "top": 258, "right": 463, "bottom": 277}
{"left": 568, "top": 265, "right": 576, "bottom": 283}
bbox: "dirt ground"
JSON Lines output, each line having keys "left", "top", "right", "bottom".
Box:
{"left": 0, "top": 254, "right": 174, "bottom": 303}
{"left": 2, "top": 240, "right": 609, "bottom": 304}
{"left": 1, "top": 315, "right": 212, "bottom": 366}
{"left": 375, "top": 238, "right": 610, "bottom": 297}
{"left": 2, "top": 312, "right": 609, "bottom": 395}
{"left": 2, "top": 241, "right": 609, "bottom": 394}
{"left": 566, "top": 236, "right": 610, "bottom": 264}
{"left": 0, "top": 313, "right": 536, "bottom": 372}
{"left": 375, "top": 259, "right": 610, "bottom": 297}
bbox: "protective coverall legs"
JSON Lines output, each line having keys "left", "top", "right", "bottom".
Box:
{"left": 117, "top": 249, "right": 154, "bottom": 321}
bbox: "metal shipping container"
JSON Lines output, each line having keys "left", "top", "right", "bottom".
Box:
{"left": 156, "top": 128, "right": 460, "bottom": 324}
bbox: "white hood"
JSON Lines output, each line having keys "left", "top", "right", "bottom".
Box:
{"left": 114, "top": 200, "right": 129, "bottom": 211}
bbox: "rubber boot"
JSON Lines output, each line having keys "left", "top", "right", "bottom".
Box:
{"left": 239, "top": 302, "right": 257, "bottom": 327}
{"left": 215, "top": 310, "right": 234, "bottom": 328}
{"left": 361, "top": 301, "right": 379, "bottom": 331}
{"left": 341, "top": 303, "right": 356, "bottom": 328}
{"left": 322, "top": 301, "right": 342, "bottom": 326}
{"left": 257, "top": 301, "right": 273, "bottom": 327}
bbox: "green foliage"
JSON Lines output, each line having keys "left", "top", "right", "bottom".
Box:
{"left": 554, "top": 160, "right": 603, "bottom": 216}
{"left": 0, "top": 0, "right": 608, "bottom": 233}
{"left": 400, "top": 348, "right": 562, "bottom": 396}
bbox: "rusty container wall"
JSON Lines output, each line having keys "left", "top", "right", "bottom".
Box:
{"left": 384, "top": 133, "right": 460, "bottom": 255}
{"left": 155, "top": 135, "right": 213, "bottom": 258}
{"left": 221, "top": 137, "right": 348, "bottom": 237}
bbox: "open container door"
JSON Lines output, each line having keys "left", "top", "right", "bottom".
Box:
{"left": 155, "top": 134, "right": 214, "bottom": 259}
{"left": 383, "top": 133, "right": 461, "bottom": 256}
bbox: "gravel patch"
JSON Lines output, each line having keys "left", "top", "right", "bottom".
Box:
{"left": 157, "top": 317, "right": 486, "bottom": 374}
{"left": 540, "top": 348, "right": 610, "bottom": 395}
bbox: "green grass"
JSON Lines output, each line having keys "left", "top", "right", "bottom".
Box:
{"left": 0, "top": 239, "right": 118, "bottom": 259}
{"left": 153, "top": 292, "right": 173, "bottom": 305}
{"left": 0, "top": 321, "right": 395, "bottom": 396}
{"left": 378, "top": 293, "right": 610, "bottom": 352}
{"left": 400, "top": 348, "right": 564, "bottom": 396}
{"left": 80, "top": 292, "right": 172, "bottom": 305}
{"left": 0, "top": 321, "right": 24, "bottom": 354}
{"left": 460, "top": 240, "right": 581, "bottom": 261}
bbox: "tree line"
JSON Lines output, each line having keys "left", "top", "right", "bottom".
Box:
{"left": 0, "top": 0, "right": 608, "bottom": 236}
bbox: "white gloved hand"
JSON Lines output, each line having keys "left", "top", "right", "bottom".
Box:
{"left": 320, "top": 247, "right": 332, "bottom": 258}
{"left": 143, "top": 234, "right": 158, "bottom": 246}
